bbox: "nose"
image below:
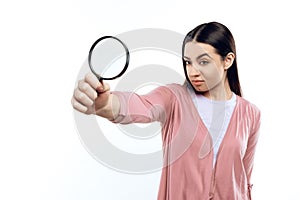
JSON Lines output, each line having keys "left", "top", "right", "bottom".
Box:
{"left": 188, "top": 64, "right": 201, "bottom": 77}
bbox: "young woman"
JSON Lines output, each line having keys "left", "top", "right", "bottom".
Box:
{"left": 72, "top": 22, "right": 261, "bottom": 200}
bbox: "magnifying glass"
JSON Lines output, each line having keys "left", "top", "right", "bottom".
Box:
{"left": 88, "top": 36, "right": 130, "bottom": 81}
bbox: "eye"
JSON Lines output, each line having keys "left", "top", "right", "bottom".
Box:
{"left": 184, "top": 60, "right": 191, "bottom": 65}
{"left": 199, "top": 60, "right": 209, "bottom": 65}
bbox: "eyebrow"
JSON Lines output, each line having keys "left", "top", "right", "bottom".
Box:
{"left": 184, "top": 53, "right": 212, "bottom": 60}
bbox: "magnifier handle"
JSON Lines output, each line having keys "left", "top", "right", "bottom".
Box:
{"left": 96, "top": 76, "right": 105, "bottom": 94}
{"left": 95, "top": 74, "right": 103, "bottom": 83}
{"left": 98, "top": 76, "right": 103, "bottom": 83}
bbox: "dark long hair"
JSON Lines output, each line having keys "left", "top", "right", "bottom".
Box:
{"left": 182, "top": 22, "right": 242, "bottom": 96}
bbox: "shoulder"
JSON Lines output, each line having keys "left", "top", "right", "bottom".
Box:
{"left": 148, "top": 83, "right": 191, "bottom": 105}
{"left": 164, "top": 83, "right": 191, "bottom": 99}
{"left": 150, "top": 83, "right": 188, "bottom": 96}
{"left": 137, "top": 83, "right": 185, "bottom": 104}
{"left": 237, "top": 96, "right": 260, "bottom": 112}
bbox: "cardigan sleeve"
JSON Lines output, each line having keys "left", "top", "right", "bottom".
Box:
{"left": 110, "top": 85, "right": 175, "bottom": 124}
{"left": 243, "top": 106, "right": 261, "bottom": 199}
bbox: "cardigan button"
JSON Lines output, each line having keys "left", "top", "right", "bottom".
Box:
{"left": 209, "top": 192, "right": 214, "bottom": 199}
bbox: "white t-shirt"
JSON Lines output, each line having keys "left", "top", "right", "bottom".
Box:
{"left": 187, "top": 84, "right": 236, "bottom": 167}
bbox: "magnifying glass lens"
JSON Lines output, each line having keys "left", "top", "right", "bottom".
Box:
{"left": 89, "top": 36, "right": 129, "bottom": 80}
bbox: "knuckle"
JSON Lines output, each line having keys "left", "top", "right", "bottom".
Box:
{"left": 77, "top": 92, "right": 85, "bottom": 101}
{"left": 74, "top": 89, "right": 84, "bottom": 101}
{"left": 79, "top": 81, "right": 88, "bottom": 92}
{"left": 77, "top": 79, "right": 84, "bottom": 86}
{"left": 72, "top": 95, "right": 89, "bottom": 113}
{"left": 85, "top": 72, "right": 94, "bottom": 82}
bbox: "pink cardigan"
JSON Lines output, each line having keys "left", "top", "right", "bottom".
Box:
{"left": 112, "top": 83, "right": 261, "bottom": 200}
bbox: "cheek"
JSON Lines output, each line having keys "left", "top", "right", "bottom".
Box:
{"left": 201, "top": 64, "right": 224, "bottom": 87}
{"left": 186, "top": 67, "right": 192, "bottom": 75}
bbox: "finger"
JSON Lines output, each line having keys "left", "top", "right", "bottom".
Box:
{"left": 85, "top": 72, "right": 102, "bottom": 91}
{"left": 73, "top": 88, "right": 94, "bottom": 107}
{"left": 78, "top": 80, "right": 97, "bottom": 100}
{"left": 97, "top": 82, "right": 110, "bottom": 93}
{"left": 71, "top": 97, "right": 88, "bottom": 113}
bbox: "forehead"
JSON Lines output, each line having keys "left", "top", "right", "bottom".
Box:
{"left": 184, "top": 42, "right": 217, "bottom": 58}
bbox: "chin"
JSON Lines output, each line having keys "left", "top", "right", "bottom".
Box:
{"left": 192, "top": 85, "right": 208, "bottom": 94}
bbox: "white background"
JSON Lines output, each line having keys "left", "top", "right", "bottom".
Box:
{"left": 1, "top": 0, "right": 300, "bottom": 199}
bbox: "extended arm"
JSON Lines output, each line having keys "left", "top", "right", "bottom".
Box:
{"left": 72, "top": 73, "right": 173, "bottom": 123}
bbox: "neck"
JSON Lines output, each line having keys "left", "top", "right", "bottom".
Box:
{"left": 202, "top": 78, "right": 233, "bottom": 101}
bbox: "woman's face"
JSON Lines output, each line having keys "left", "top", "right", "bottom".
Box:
{"left": 183, "top": 42, "right": 229, "bottom": 93}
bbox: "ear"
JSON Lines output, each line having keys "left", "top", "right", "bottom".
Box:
{"left": 224, "top": 52, "right": 235, "bottom": 70}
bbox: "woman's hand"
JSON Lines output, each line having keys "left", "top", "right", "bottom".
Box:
{"left": 71, "top": 73, "right": 119, "bottom": 120}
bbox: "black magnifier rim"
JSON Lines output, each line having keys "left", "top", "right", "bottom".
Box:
{"left": 88, "top": 36, "right": 130, "bottom": 81}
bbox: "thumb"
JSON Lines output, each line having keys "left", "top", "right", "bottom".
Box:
{"left": 96, "top": 81, "right": 110, "bottom": 94}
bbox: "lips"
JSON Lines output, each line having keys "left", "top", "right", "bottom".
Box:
{"left": 192, "top": 80, "right": 204, "bottom": 82}
{"left": 192, "top": 80, "right": 205, "bottom": 86}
